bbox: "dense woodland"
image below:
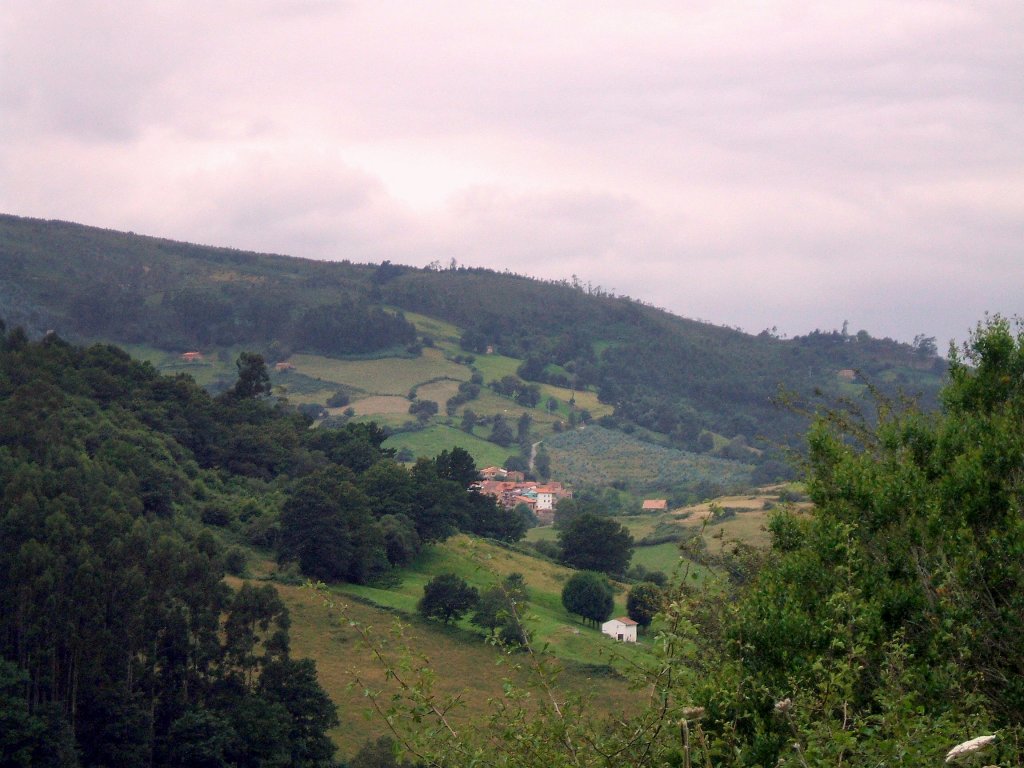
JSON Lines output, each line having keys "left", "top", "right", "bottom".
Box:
{"left": 0, "top": 214, "right": 945, "bottom": 458}
{"left": 0, "top": 322, "right": 524, "bottom": 766}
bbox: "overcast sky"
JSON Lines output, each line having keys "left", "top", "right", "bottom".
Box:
{"left": 2, "top": 2, "right": 1021, "bottom": 347}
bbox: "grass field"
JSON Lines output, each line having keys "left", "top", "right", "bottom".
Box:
{"left": 243, "top": 534, "right": 658, "bottom": 759}
{"left": 673, "top": 492, "right": 797, "bottom": 549}
{"left": 413, "top": 378, "right": 462, "bottom": 404}
{"left": 395, "top": 310, "right": 464, "bottom": 344}
{"left": 468, "top": 352, "right": 522, "bottom": 382}
{"left": 525, "top": 522, "right": 710, "bottom": 583}
{"left": 115, "top": 343, "right": 235, "bottom": 387}
{"left": 345, "top": 395, "right": 411, "bottom": 416}
{"left": 383, "top": 424, "right": 516, "bottom": 466}
{"left": 289, "top": 348, "right": 469, "bottom": 396}
{"left": 524, "top": 486, "right": 807, "bottom": 583}
{"left": 337, "top": 535, "right": 650, "bottom": 670}
{"left": 240, "top": 574, "right": 644, "bottom": 761}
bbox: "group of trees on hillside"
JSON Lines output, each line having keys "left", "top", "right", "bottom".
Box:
{"left": 0, "top": 325, "right": 341, "bottom": 766}
{"left": 418, "top": 573, "right": 531, "bottom": 646}
{"left": 0, "top": 321, "right": 537, "bottom": 765}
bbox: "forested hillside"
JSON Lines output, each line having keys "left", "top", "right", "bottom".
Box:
{"left": 0, "top": 322, "right": 525, "bottom": 766}
{"left": 0, "top": 213, "right": 945, "bottom": 460}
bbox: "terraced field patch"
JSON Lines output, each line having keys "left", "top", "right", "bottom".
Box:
{"left": 383, "top": 424, "right": 516, "bottom": 467}
{"left": 344, "top": 395, "right": 411, "bottom": 416}
{"left": 289, "top": 348, "right": 468, "bottom": 395}
{"left": 544, "top": 425, "right": 753, "bottom": 491}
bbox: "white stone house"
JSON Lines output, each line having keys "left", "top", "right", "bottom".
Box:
{"left": 535, "top": 487, "right": 555, "bottom": 511}
{"left": 601, "top": 617, "right": 638, "bottom": 642}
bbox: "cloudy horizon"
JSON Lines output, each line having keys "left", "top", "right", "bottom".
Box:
{"left": 2, "top": 2, "right": 1021, "bottom": 347}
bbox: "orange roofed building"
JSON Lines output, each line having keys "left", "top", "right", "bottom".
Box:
{"left": 473, "top": 477, "right": 572, "bottom": 526}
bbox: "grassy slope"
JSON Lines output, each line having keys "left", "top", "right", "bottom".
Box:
{"left": 338, "top": 535, "right": 650, "bottom": 669}
{"left": 383, "top": 425, "right": 515, "bottom": 467}
{"left": 241, "top": 534, "right": 655, "bottom": 759}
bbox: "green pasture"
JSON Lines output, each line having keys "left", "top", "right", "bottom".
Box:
{"left": 115, "top": 343, "right": 235, "bottom": 387}
{"left": 469, "top": 352, "right": 522, "bottom": 381}
{"left": 395, "top": 309, "right": 464, "bottom": 343}
{"left": 289, "top": 348, "right": 468, "bottom": 395}
{"left": 383, "top": 424, "right": 515, "bottom": 466}
{"left": 413, "top": 377, "right": 462, "bottom": 404}
{"left": 337, "top": 535, "right": 652, "bottom": 669}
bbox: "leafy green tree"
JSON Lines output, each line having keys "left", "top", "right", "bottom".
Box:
{"left": 408, "top": 458, "right": 470, "bottom": 542}
{"left": 359, "top": 459, "right": 416, "bottom": 519}
{"left": 460, "top": 408, "right": 477, "bottom": 434}
{"left": 558, "top": 513, "right": 634, "bottom": 575}
{"left": 408, "top": 399, "right": 438, "bottom": 420}
{"left": 516, "top": 412, "right": 532, "bottom": 444}
{"left": 488, "top": 414, "right": 514, "bottom": 447}
{"left": 258, "top": 657, "right": 340, "bottom": 767}
{"left": 626, "top": 582, "right": 664, "bottom": 628}
{"left": 471, "top": 573, "right": 530, "bottom": 645}
{"left": 513, "top": 502, "right": 538, "bottom": 530}
{"left": 433, "top": 446, "right": 478, "bottom": 487}
{"left": 229, "top": 351, "right": 272, "bottom": 399}
{"left": 305, "top": 421, "right": 394, "bottom": 472}
{"left": 534, "top": 447, "right": 551, "bottom": 480}
{"left": 279, "top": 467, "right": 386, "bottom": 583}
{"left": 462, "top": 492, "right": 528, "bottom": 542}
{"left": 378, "top": 514, "right": 421, "bottom": 566}
{"left": 417, "top": 573, "right": 478, "bottom": 624}
{"left": 502, "top": 454, "right": 528, "bottom": 473}
{"left": 166, "top": 708, "right": 233, "bottom": 768}
{"left": 560, "top": 571, "right": 614, "bottom": 627}
{"left": 0, "top": 659, "right": 46, "bottom": 767}
{"left": 326, "top": 390, "right": 350, "bottom": 407}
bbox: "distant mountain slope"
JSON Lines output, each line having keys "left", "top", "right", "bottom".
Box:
{"left": 0, "top": 213, "right": 945, "bottom": 456}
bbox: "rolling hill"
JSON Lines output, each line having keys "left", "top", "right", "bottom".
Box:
{"left": 0, "top": 212, "right": 947, "bottom": 492}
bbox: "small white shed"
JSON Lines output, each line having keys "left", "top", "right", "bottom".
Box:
{"left": 601, "top": 617, "right": 638, "bottom": 642}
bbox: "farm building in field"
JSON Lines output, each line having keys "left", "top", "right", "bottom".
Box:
{"left": 641, "top": 499, "right": 668, "bottom": 512}
{"left": 601, "top": 617, "right": 638, "bottom": 642}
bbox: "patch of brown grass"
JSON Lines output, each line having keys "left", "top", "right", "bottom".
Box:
{"left": 345, "top": 395, "right": 413, "bottom": 416}
{"left": 415, "top": 379, "right": 461, "bottom": 404}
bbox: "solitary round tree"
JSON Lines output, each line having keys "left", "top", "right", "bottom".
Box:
{"left": 558, "top": 513, "right": 634, "bottom": 576}
{"left": 418, "top": 573, "right": 479, "bottom": 624}
{"left": 626, "top": 582, "right": 665, "bottom": 629}
{"left": 561, "top": 571, "right": 614, "bottom": 627}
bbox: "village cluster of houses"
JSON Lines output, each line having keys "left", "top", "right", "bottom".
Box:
{"left": 473, "top": 468, "right": 640, "bottom": 643}
{"left": 471, "top": 466, "right": 572, "bottom": 526}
